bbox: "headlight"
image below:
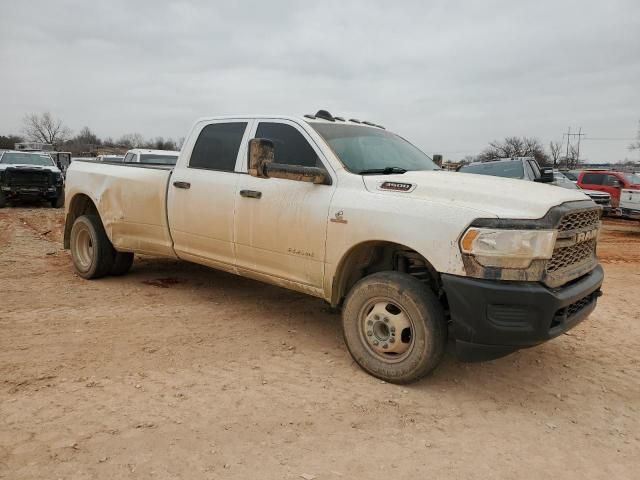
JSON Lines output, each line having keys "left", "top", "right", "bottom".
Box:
{"left": 460, "top": 228, "right": 557, "bottom": 268}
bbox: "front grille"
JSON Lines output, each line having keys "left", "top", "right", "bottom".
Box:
{"left": 557, "top": 209, "right": 601, "bottom": 232}
{"left": 7, "top": 170, "right": 52, "bottom": 187}
{"left": 546, "top": 239, "right": 597, "bottom": 273}
{"left": 544, "top": 207, "right": 600, "bottom": 287}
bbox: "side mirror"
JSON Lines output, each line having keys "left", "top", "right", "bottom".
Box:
{"left": 248, "top": 137, "right": 330, "bottom": 185}
{"left": 265, "top": 163, "right": 330, "bottom": 185}
{"left": 612, "top": 179, "right": 624, "bottom": 188}
{"left": 535, "top": 167, "right": 554, "bottom": 183}
{"left": 248, "top": 138, "right": 274, "bottom": 178}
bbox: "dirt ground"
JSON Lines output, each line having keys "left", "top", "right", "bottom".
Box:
{"left": 1, "top": 207, "right": 638, "bottom": 480}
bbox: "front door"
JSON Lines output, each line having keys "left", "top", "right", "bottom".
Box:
{"left": 234, "top": 120, "right": 336, "bottom": 293}
{"left": 168, "top": 120, "right": 252, "bottom": 272}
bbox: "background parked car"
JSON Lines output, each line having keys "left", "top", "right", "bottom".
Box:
{"left": 96, "top": 155, "right": 125, "bottom": 163}
{"left": 123, "top": 149, "right": 179, "bottom": 165}
{"left": 553, "top": 172, "right": 612, "bottom": 213}
{"left": 458, "top": 157, "right": 554, "bottom": 182}
{"left": 578, "top": 171, "right": 640, "bottom": 208}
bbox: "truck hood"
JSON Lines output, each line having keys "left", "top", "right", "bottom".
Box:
{"left": 0, "top": 164, "right": 61, "bottom": 174}
{"left": 580, "top": 188, "right": 609, "bottom": 198}
{"left": 362, "top": 170, "right": 592, "bottom": 219}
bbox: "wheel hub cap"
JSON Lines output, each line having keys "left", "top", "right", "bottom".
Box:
{"left": 362, "top": 301, "right": 413, "bottom": 357}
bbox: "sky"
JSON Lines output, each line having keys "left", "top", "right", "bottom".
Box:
{"left": 1, "top": 0, "right": 639, "bottom": 163}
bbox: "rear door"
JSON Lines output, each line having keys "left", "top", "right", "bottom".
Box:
{"left": 602, "top": 174, "right": 624, "bottom": 206}
{"left": 168, "top": 120, "right": 252, "bottom": 272}
{"left": 234, "top": 119, "right": 336, "bottom": 293}
{"left": 580, "top": 172, "right": 605, "bottom": 192}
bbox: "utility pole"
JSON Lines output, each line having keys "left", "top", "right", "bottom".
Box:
{"left": 576, "top": 127, "right": 583, "bottom": 163}
{"left": 562, "top": 127, "right": 586, "bottom": 167}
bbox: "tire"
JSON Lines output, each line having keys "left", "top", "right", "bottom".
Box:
{"left": 51, "top": 190, "right": 65, "bottom": 208}
{"left": 110, "top": 251, "right": 134, "bottom": 276}
{"left": 70, "top": 214, "right": 115, "bottom": 279}
{"left": 342, "top": 271, "right": 447, "bottom": 384}
{"left": 0, "top": 191, "right": 6, "bottom": 208}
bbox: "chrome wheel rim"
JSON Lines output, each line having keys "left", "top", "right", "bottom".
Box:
{"left": 72, "top": 224, "right": 93, "bottom": 272}
{"left": 358, "top": 298, "right": 415, "bottom": 363}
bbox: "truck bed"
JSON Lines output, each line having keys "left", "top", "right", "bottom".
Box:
{"left": 66, "top": 160, "right": 176, "bottom": 257}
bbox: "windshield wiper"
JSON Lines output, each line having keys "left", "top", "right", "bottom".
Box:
{"left": 358, "top": 167, "right": 408, "bottom": 175}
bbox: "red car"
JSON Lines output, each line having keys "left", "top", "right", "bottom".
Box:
{"left": 578, "top": 171, "right": 640, "bottom": 207}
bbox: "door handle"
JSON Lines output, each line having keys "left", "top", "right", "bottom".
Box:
{"left": 240, "top": 189, "right": 262, "bottom": 199}
{"left": 173, "top": 181, "right": 191, "bottom": 189}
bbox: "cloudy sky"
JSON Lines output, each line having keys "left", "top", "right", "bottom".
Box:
{"left": 1, "top": 0, "right": 639, "bottom": 162}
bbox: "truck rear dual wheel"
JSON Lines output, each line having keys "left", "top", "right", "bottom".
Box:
{"left": 342, "top": 271, "right": 447, "bottom": 384}
{"left": 0, "top": 191, "right": 6, "bottom": 208}
{"left": 70, "top": 215, "right": 134, "bottom": 279}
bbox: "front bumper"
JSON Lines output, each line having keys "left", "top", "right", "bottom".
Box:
{"left": 1, "top": 185, "right": 59, "bottom": 199}
{"left": 442, "top": 265, "right": 604, "bottom": 362}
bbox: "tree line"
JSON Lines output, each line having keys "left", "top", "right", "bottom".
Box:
{"left": 0, "top": 112, "right": 183, "bottom": 154}
{"left": 3, "top": 112, "right": 639, "bottom": 164}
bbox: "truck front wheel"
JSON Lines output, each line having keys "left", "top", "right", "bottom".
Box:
{"left": 70, "top": 215, "right": 115, "bottom": 279}
{"left": 342, "top": 271, "right": 447, "bottom": 384}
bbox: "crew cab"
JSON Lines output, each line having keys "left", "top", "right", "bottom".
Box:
{"left": 578, "top": 170, "right": 640, "bottom": 208}
{"left": 0, "top": 150, "right": 65, "bottom": 208}
{"left": 122, "top": 149, "right": 180, "bottom": 165}
{"left": 63, "top": 111, "right": 604, "bottom": 383}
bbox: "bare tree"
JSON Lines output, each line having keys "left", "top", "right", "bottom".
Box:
{"left": 549, "top": 141, "right": 562, "bottom": 166}
{"left": 564, "top": 145, "right": 580, "bottom": 169}
{"left": 478, "top": 136, "right": 550, "bottom": 166}
{"left": 22, "top": 112, "right": 71, "bottom": 146}
{"left": 73, "top": 126, "right": 100, "bottom": 145}
{"left": 117, "top": 133, "right": 145, "bottom": 149}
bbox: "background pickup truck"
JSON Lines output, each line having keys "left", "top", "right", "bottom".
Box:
{"left": 64, "top": 111, "right": 604, "bottom": 383}
{"left": 0, "top": 150, "right": 65, "bottom": 208}
{"left": 458, "top": 157, "right": 613, "bottom": 212}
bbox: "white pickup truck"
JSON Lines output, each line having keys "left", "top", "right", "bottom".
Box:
{"left": 64, "top": 110, "right": 604, "bottom": 383}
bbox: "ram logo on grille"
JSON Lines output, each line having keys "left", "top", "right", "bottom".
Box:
{"left": 575, "top": 228, "right": 598, "bottom": 244}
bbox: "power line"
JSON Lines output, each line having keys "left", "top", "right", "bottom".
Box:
{"left": 582, "top": 137, "right": 637, "bottom": 141}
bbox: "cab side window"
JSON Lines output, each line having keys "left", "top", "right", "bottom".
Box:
{"left": 581, "top": 173, "right": 603, "bottom": 185}
{"left": 604, "top": 175, "right": 621, "bottom": 186}
{"left": 190, "top": 122, "right": 248, "bottom": 171}
{"left": 255, "top": 122, "right": 321, "bottom": 168}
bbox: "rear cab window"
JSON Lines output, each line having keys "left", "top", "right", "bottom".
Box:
{"left": 581, "top": 173, "right": 604, "bottom": 185}
{"left": 189, "top": 122, "right": 248, "bottom": 172}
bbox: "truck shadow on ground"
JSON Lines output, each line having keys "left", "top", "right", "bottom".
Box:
{"left": 118, "top": 256, "right": 602, "bottom": 399}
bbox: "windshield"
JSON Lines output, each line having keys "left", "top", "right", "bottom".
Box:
{"left": 459, "top": 161, "right": 524, "bottom": 178}
{"left": 563, "top": 171, "right": 579, "bottom": 181}
{"left": 139, "top": 154, "right": 178, "bottom": 165}
{"left": 0, "top": 152, "right": 55, "bottom": 166}
{"left": 309, "top": 123, "right": 438, "bottom": 174}
{"left": 553, "top": 172, "right": 579, "bottom": 189}
{"left": 623, "top": 173, "right": 640, "bottom": 185}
